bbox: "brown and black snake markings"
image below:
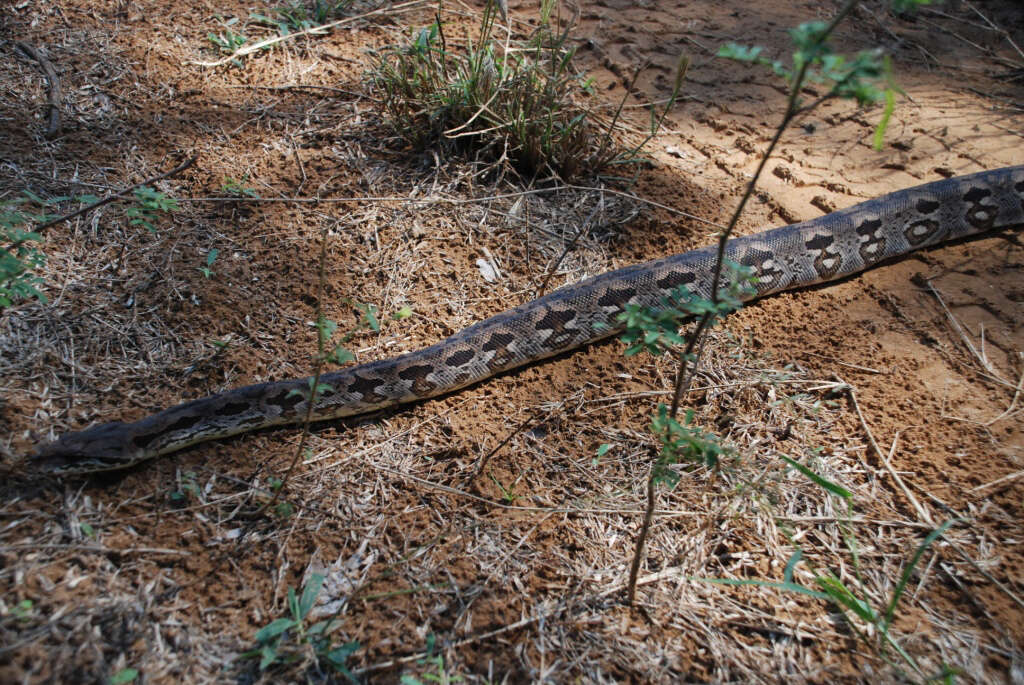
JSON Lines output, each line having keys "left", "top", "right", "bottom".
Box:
{"left": 32, "top": 166, "right": 1024, "bottom": 475}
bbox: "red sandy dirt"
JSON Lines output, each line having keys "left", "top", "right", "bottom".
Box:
{"left": 1, "top": 0, "right": 1022, "bottom": 682}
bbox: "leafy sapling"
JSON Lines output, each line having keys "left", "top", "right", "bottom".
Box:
{"left": 220, "top": 175, "right": 260, "bottom": 198}
{"left": 198, "top": 248, "right": 219, "bottom": 279}
{"left": 0, "top": 199, "right": 48, "bottom": 307}
{"left": 619, "top": 261, "right": 756, "bottom": 603}
{"left": 124, "top": 186, "right": 178, "bottom": 233}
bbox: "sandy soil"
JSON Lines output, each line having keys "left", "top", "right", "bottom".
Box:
{"left": 1, "top": 0, "right": 1022, "bottom": 682}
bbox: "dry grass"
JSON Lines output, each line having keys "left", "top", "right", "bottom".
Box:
{"left": 2, "top": 0, "right": 1023, "bottom": 683}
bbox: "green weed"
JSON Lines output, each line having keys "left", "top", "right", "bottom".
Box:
{"left": 252, "top": 1, "right": 352, "bottom": 36}
{"left": 207, "top": 25, "right": 248, "bottom": 54}
{"left": 198, "top": 248, "right": 218, "bottom": 279}
{"left": 401, "top": 635, "right": 463, "bottom": 684}
{"left": 110, "top": 668, "right": 139, "bottom": 684}
{"left": 241, "top": 573, "right": 359, "bottom": 680}
{"left": 220, "top": 175, "right": 260, "bottom": 198}
{"left": 124, "top": 186, "right": 178, "bottom": 233}
{"left": 6, "top": 599, "right": 34, "bottom": 622}
{"left": 487, "top": 471, "right": 522, "bottom": 503}
{"left": 0, "top": 199, "right": 47, "bottom": 308}
{"left": 617, "top": 0, "right": 929, "bottom": 605}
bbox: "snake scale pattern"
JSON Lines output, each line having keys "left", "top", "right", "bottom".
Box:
{"left": 33, "top": 166, "right": 1024, "bottom": 474}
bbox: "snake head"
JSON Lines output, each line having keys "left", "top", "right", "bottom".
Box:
{"left": 31, "top": 422, "right": 147, "bottom": 476}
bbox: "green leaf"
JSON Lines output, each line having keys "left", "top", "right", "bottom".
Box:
{"left": 717, "top": 43, "right": 764, "bottom": 62}
{"left": 781, "top": 455, "right": 852, "bottom": 498}
{"left": 259, "top": 644, "right": 279, "bottom": 670}
{"left": 356, "top": 302, "right": 380, "bottom": 332}
{"left": 873, "top": 86, "right": 895, "bottom": 151}
{"left": 783, "top": 549, "right": 802, "bottom": 584}
{"left": 206, "top": 248, "right": 219, "bottom": 267}
{"left": 308, "top": 618, "right": 343, "bottom": 636}
{"left": 254, "top": 617, "right": 297, "bottom": 643}
{"left": 21, "top": 190, "right": 48, "bottom": 205}
{"left": 110, "top": 668, "right": 139, "bottom": 684}
{"left": 298, "top": 573, "right": 325, "bottom": 619}
{"left": 883, "top": 518, "right": 958, "bottom": 630}
{"left": 329, "top": 345, "right": 355, "bottom": 365}
{"left": 392, "top": 305, "right": 414, "bottom": 320}
{"left": 815, "top": 574, "right": 876, "bottom": 622}
{"left": 318, "top": 317, "right": 339, "bottom": 340}
{"left": 325, "top": 641, "right": 360, "bottom": 667}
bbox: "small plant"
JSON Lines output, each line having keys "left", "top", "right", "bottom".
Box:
{"left": 616, "top": 265, "right": 756, "bottom": 602}
{"left": 0, "top": 199, "right": 47, "bottom": 308}
{"left": 401, "top": 635, "right": 463, "bottom": 684}
{"left": 198, "top": 248, "right": 219, "bottom": 279}
{"left": 168, "top": 470, "right": 201, "bottom": 505}
{"left": 370, "top": 0, "right": 684, "bottom": 179}
{"left": 220, "top": 175, "right": 259, "bottom": 198}
{"left": 208, "top": 23, "right": 249, "bottom": 54}
{"left": 618, "top": 0, "right": 926, "bottom": 605}
{"left": 6, "top": 598, "right": 34, "bottom": 622}
{"left": 124, "top": 186, "right": 178, "bottom": 233}
{"left": 259, "top": 227, "right": 393, "bottom": 516}
{"left": 252, "top": 1, "right": 352, "bottom": 36}
{"left": 487, "top": 471, "right": 522, "bottom": 503}
{"left": 241, "top": 573, "right": 359, "bottom": 680}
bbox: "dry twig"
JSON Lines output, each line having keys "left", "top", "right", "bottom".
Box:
{"left": 15, "top": 41, "right": 61, "bottom": 139}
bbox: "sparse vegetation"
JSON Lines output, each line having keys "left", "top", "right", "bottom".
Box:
{"left": 220, "top": 175, "right": 260, "bottom": 198}
{"left": 613, "top": 0, "right": 934, "bottom": 613}
{"left": 370, "top": 0, "right": 685, "bottom": 179}
{"left": 702, "top": 463, "right": 959, "bottom": 681}
{"left": 3, "top": 0, "right": 1019, "bottom": 681}
{"left": 401, "top": 636, "right": 464, "bottom": 684}
{"left": 198, "top": 248, "right": 218, "bottom": 279}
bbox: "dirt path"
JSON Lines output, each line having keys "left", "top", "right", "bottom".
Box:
{"left": 1, "top": 0, "right": 1022, "bottom": 682}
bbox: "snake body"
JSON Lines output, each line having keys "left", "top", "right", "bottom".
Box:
{"left": 33, "top": 166, "right": 1024, "bottom": 474}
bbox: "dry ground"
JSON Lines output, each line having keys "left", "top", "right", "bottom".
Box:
{"left": 1, "top": 0, "right": 1023, "bottom": 682}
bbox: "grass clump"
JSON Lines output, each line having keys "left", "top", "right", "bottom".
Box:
{"left": 370, "top": 0, "right": 683, "bottom": 179}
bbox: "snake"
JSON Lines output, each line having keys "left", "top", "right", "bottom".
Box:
{"left": 31, "top": 166, "right": 1024, "bottom": 475}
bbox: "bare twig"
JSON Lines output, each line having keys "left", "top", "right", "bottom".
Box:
{"left": 15, "top": 41, "right": 62, "bottom": 139}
